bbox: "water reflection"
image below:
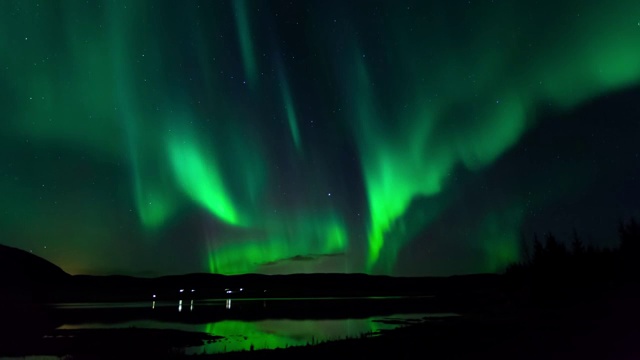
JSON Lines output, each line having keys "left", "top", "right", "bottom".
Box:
{"left": 198, "top": 318, "right": 385, "bottom": 353}
{"left": 197, "top": 313, "right": 444, "bottom": 354}
{"left": 58, "top": 314, "right": 433, "bottom": 354}
{"left": 54, "top": 297, "right": 456, "bottom": 354}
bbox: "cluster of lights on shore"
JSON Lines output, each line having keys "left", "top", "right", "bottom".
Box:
{"left": 151, "top": 287, "right": 265, "bottom": 311}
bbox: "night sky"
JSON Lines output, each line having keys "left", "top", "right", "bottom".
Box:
{"left": 1, "top": 0, "right": 639, "bottom": 276}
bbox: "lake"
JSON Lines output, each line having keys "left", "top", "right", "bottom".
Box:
{"left": 51, "top": 296, "right": 458, "bottom": 354}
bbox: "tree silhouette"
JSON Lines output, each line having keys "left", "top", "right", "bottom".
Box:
{"left": 506, "top": 218, "right": 640, "bottom": 307}
{"left": 532, "top": 233, "right": 544, "bottom": 265}
{"left": 571, "top": 228, "right": 585, "bottom": 256}
{"left": 618, "top": 217, "right": 640, "bottom": 277}
{"left": 619, "top": 218, "right": 640, "bottom": 254}
{"left": 544, "top": 232, "right": 567, "bottom": 258}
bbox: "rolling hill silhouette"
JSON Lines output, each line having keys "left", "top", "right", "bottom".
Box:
{"left": 0, "top": 243, "right": 70, "bottom": 299}
{"left": 0, "top": 243, "right": 499, "bottom": 304}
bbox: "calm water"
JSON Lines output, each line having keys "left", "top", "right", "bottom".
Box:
{"left": 53, "top": 297, "right": 457, "bottom": 354}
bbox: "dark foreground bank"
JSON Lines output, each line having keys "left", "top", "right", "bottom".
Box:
{"left": 2, "top": 286, "right": 638, "bottom": 360}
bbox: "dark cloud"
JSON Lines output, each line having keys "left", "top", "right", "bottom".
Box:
{"left": 261, "top": 253, "right": 346, "bottom": 267}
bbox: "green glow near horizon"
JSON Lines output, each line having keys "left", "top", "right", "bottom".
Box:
{"left": 477, "top": 206, "right": 524, "bottom": 272}
{"left": 206, "top": 213, "right": 348, "bottom": 274}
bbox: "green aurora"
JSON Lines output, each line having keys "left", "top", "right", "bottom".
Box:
{"left": 1, "top": 0, "right": 639, "bottom": 276}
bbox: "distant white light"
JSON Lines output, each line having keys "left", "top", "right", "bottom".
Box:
{"left": 191, "top": 289, "right": 195, "bottom": 292}
{"left": 226, "top": 290, "right": 232, "bottom": 294}
{"left": 179, "top": 289, "right": 184, "bottom": 293}
{"left": 240, "top": 288, "right": 243, "bottom": 291}
{"left": 152, "top": 294, "right": 156, "bottom": 298}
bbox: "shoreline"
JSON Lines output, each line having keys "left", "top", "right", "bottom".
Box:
{"left": 3, "top": 303, "right": 637, "bottom": 359}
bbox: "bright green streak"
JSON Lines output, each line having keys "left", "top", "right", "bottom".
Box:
{"left": 234, "top": 0, "right": 257, "bottom": 86}
{"left": 168, "top": 134, "right": 240, "bottom": 226}
{"left": 3, "top": 1, "right": 640, "bottom": 276}
{"left": 278, "top": 69, "right": 302, "bottom": 152}
{"left": 341, "top": 1, "right": 640, "bottom": 272}
{"left": 107, "top": 5, "right": 175, "bottom": 229}
{"left": 349, "top": 57, "right": 454, "bottom": 271}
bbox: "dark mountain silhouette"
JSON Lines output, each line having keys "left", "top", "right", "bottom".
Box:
{"left": 0, "top": 243, "right": 501, "bottom": 357}
{"left": 0, "top": 244, "right": 71, "bottom": 349}
{"left": 0, "top": 243, "right": 70, "bottom": 302}
{"left": 0, "top": 243, "right": 500, "bottom": 306}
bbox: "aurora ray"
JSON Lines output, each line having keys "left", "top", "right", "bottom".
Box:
{"left": 1, "top": 0, "right": 639, "bottom": 276}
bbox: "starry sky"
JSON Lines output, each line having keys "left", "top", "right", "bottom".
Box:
{"left": 1, "top": 0, "right": 639, "bottom": 277}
